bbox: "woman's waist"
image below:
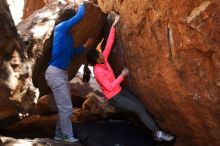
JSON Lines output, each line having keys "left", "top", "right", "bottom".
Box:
{"left": 102, "top": 86, "right": 122, "bottom": 100}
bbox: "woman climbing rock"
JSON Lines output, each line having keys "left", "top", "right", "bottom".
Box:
{"left": 83, "top": 12, "right": 174, "bottom": 142}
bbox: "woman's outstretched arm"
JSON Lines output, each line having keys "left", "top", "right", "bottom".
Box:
{"left": 103, "top": 13, "right": 120, "bottom": 59}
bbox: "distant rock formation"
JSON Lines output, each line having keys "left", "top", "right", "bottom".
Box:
{"left": 22, "top": 0, "right": 46, "bottom": 19}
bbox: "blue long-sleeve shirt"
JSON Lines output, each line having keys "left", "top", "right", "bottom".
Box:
{"left": 49, "top": 4, "right": 85, "bottom": 70}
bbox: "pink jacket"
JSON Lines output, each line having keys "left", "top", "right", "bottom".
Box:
{"left": 94, "top": 27, "right": 124, "bottom": 100}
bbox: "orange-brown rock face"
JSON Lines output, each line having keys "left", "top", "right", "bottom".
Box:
{"left": 0, "top": 0, "right": 39, "bottom": 120}
{"left": 98, "top": 0, "right": 220, "bottom": 146}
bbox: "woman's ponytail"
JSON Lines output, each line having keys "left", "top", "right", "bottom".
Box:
{"left": 83, "top": 63, "right": 91, "bottom": 82}
{"left": 83, "top": 48, "right": 100, "bottom": 82}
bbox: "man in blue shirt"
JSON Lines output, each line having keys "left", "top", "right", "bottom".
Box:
{"left": 45, "top": 0, "right": 93, "bottom": 143}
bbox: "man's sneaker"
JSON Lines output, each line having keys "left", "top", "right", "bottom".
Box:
{"left": 154, "top": 130, "right": 174, "bottom": 141}
{"left": 64, "top": 137, "right": 79, "bottom": 143}
{"left": 54, "top": 134, "right": 63, "bottom": 141}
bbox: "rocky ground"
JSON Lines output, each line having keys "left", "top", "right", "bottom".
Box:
{"left": 0, "top": 136, "right": 83, "bottom": 146}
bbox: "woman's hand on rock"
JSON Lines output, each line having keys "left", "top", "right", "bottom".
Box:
{"left": 121, "top": 68, "right": 129, "bottom": 77}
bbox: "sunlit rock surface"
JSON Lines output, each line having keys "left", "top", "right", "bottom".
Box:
{"left": 0, "top": 0, "right": 39, "bottom": 121}
{"left": 97, "top": 0, "right": 220, "bottom": 146}
{"left": 0, "top": 135, "right": 82, "bottom": 146}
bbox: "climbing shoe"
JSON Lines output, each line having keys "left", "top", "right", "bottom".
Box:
{"left": 154, "top": 130, "right": 174, "bottom": 141}
{"left": 54, "top": 133, "right": 63, "bottom": 141}
{"left": 64, "top": 137, "right": 79, "bottom": 143}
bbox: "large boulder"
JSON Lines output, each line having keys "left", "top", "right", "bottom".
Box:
{"left": 35, "top": 74, "right": 117, "bottom": 122}
{"left": 0, "top": 0, "right": 39, "bottom": 121}
{"left": 97, "top": 0, "right": 220, "bottom": 146}
{"left": 71, "top": 75, "right": 117, "bottom": 122}
{"left": 17, "top": 1, "right": 106, "bottom": 96}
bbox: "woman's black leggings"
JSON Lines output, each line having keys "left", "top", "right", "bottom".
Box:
{"left": 109, "top": 89, "right": 158, "bottom": 132}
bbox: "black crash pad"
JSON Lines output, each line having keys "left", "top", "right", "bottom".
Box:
{"left": 73, "top": 121, "right": 155, "bottom": 146}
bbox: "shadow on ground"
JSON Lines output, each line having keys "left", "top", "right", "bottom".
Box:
{"left": 1, "top": 119, "right": 175, "bottom": 146}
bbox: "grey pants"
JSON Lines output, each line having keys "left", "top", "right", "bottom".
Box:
{"left": 45, "top": 65, "right": 74, "bottom": 138}
{"left": 109, "top": 89, "right": 158, "bottom": 132}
